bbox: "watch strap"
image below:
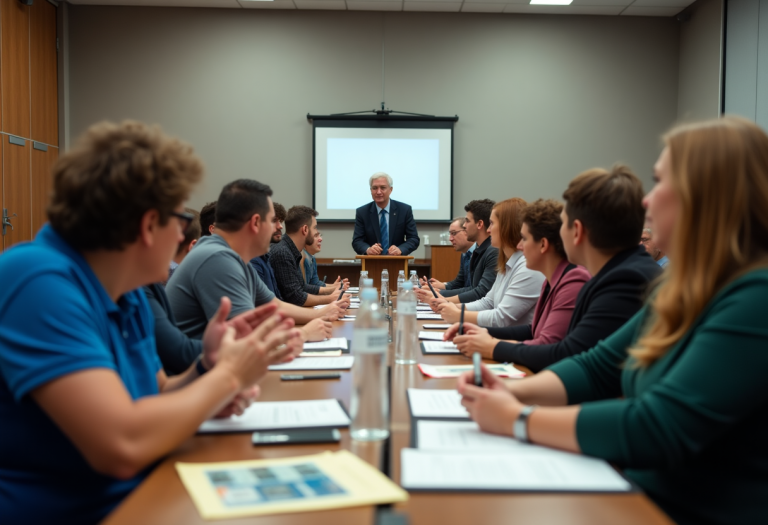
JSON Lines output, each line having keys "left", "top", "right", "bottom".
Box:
{"left": 513, "top": 405, "right": 538, "bottom": 443}
{"left": 195, "top": 354, "right": 210, "bottom": 376}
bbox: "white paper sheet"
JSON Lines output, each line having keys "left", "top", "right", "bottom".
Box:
{"left": 401, "top": 448, "right": 632, "bottom": 492}
{"left": 418, "top": 363, "right": 525, "bottom": 379}
{"left": 407, "top": 388, "right": 468, "bottom": 418}
{"left": 416, "top": 420, "right": 531, "bottom": 452}
{"left": 421, "top": 341, "right": 460, "bottom": 352}
{"left": 423, "top": 323, "right": 452, "bottom": 330}
{"left": 303, "top": 337, "right": 348, "bottom": 351}
{"left": 416, "top": 306, "right": 433, "bottom": 311}
{"left": 418, "top": 331, "right": 446, "bottom": 341}
{"left": 268, "top": 356, "right": 354, "bottom": 370}
{"left": 198, "top": 399, "right": 350, "bottom": 433}
{"left": 417, "top": 313, "right": 443, "bottom": 320}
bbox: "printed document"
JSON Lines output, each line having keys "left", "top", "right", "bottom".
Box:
{"left": 407, "top": 388, "right": 469, "bottom": 418}
{"left": 269, "top": 356, "right": 354, "bottom": 371}
{"left": 198, "top": 399, "right": 350, "bottom": 433}
{"left": 418, "top": 331, "right": 447, "bottom": 342}
{"left": 303, "top": 337, "right": 348, "bottom": 351}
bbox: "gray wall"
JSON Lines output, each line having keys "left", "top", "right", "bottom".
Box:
{"left": 724, "top": 0, "right": 768, "bottom": 127}
{"left": 677, "top": 0, "right": 723, "bottom": 121}
{"left": 67, "top": 7, "right": 680, "bottom": 258}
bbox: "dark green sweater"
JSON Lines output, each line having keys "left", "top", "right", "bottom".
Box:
{"left": 548, "top": 269, "right": 768, "bottom": 525}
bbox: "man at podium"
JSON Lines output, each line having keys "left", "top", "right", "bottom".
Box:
{"left": 352, "top": 173, "right": 420, "bottom": 256}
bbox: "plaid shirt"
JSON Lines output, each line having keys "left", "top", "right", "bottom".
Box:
{"left": 269, "top": 235, "right": 321, "bottom": 306}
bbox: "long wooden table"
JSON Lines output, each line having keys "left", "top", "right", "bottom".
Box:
{"left": 103, "top": 315, "right": 673, "bottom": 525}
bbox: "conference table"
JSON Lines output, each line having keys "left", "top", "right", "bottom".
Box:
{"left": 103, "top": 310, "right": 674, "bottom": 525}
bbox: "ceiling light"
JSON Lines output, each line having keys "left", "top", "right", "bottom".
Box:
{"left": 530, "top": 0, "right": 573, "bottom": 4}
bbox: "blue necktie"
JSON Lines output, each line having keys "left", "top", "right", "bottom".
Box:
{"left": 380, "top": 210, "right": 389, "bottom": 252}
{"left": 463, "top": 252, "right": 472, "bottom": 287}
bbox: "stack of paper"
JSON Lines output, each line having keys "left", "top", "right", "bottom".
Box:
{"left": 418, "top": 331, "right": 446, "bottom": 341}
{"left": 418, "top": 363, "right": 526, "bottom": 378}
{"left": 401, "top": 420, "right": 632, "bottom": 493}
{"left": 417, "top": 313, "right": 443, "bottom": 320}
{"left": 303, "top": 338, "right": 348, "bottom": 351}
{"left": 420, "top": 341, "right": 460, "bottom": 353}
{"left": 198, "top": 399, "right": 351, "bottom": 433}
{"left": 423, "top": 323, "right": 452, "bottom": 330}
{"left": 269, "top": 356, "right": 354, "bottom": 371}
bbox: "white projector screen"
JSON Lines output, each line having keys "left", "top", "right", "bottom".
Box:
{"left": 313, "top": 120, "right": 454, "bottom": 222}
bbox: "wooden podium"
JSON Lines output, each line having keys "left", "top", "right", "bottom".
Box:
{"left": 355, "top": 255, "right": 414, "bottom": 293}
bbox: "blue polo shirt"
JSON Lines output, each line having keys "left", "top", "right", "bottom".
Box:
{"left": 0, "top": 225, "right": 161, "bottom": 524}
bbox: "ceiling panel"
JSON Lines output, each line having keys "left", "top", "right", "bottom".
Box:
{"left": 69, "top": 0, "right": 242, "bottom": 6}
{"left": 461, "top": 2, "right": 506, "bottom": 12}
{"left": 621, "top": 5, "right": 684, "bottom": 15}
{"left": 294, "top": 0, "right": 346, "bottom": 8}
{"left": 571, "top": 0, "right": 633, "bottom": 6}
{"left": 237, "top": 0, "right": 296, "bottom": 8}
{"left": 464, "top": 0, "right": 528, "bottom": 5}
{"left": 630, "top": 0, "right": 693, "bottom": 6}
{"left": 347, "top": 0, "right": 403, "bottom": 9}
{"left": 403, "top": 1, "right": 461, "bottom": 10}
{"left": 504, "top": 4, "right": 624, "bottom": 14}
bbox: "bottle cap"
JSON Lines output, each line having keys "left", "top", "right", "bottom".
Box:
{"left": 402, "top": 282, "right": 413, "bottom": 290}
{"left": 361, "top": 288, "right": 377, "bottom": 301}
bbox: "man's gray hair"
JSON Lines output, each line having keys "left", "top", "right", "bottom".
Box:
{"left": 642, "top": 227, "right": 653, "bottom": 235}
{"left": 451, "top": 216, "right": 467, "bottom": 228}
{"left": 369, "top": 172, "right": 393, "bottom": 188}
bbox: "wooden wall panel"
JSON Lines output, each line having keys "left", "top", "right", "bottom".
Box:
{"left": 3, "top": 136, "right": 31, "bottom": 249}
{"left": 0, "top": 140, "right": 3, "bottom": 253}
{"left": 1, "top": 0, "right": 31, "bottom": 138}
{"left": 30, "top": 0, "right": 57, "bottom": 146}
{"left": 31, "top": 144, "right": 57, "bottom": 235}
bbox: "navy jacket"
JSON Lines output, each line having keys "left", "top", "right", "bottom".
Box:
{"left": 441, "top": 236, "right": 499, "bottom": 303}
{"left": 352, "top": 199, "right": 420, "bottom": 255}
{"left": 143, "top": 283, "right": 202, "bottom": 375}
{"left": 488, "top": 245, "right": 662, "bottom": 372}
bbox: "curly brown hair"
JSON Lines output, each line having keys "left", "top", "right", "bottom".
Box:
{"left": 47, "top": 121, "right": 204, "bottom": 251}
{"left": 521, "top": 199, "right": 566, "bottom": 259}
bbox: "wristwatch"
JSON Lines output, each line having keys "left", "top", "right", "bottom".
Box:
{"left": 195, "top": 354, "right": 210, "bottom": 376}
{"left": 513, "top": 405, "right": 538, "bottom": 443}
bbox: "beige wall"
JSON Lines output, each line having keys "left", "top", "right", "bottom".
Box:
{"left": 67, "top": 7, "right": 680, "bottom": 259}
{"left": 677, "top": 0, "right": 723, "bottom": 122}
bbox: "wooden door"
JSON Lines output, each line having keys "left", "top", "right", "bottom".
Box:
{"left": 30, "top": 143, "right": 57, "bottom": 235}
{"left": 1, "top": 0, "right": 31, "bottom": 138}
{"left": 30, "top": 0, "right": 57, "bottom": 146}
{"left": 3, "top": 135, "right": 31, "bottom": 249}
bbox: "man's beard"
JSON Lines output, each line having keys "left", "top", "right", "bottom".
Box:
{"left": 305, "top": 232, "right": 315, "bottom": 247}
{"left": 271, "top": 232, "right": 282, "bottom": 244}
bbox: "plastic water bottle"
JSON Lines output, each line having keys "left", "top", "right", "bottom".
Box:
{"left": 350, "top": 288, "right": 390, "bottom": 441}
{"left": 381, "top": 268, "right": 390, "bottom": 299}
{"left": 380, "top": 285, "right": 393, "bottom": 343}
{"left": 395, "top": 282, "right": 418, "bottom": 365}
{"left": 409, "top": 270, "right": 420, "bottom": 289}
{"left": 358, "top": 271, "right": 369, "bottom": 290}
{"left": 396, "top": 270, "right": 406, "bottom": 294}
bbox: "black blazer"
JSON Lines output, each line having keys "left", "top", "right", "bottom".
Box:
{"left": 441, "top": 236, "right": 499, "bottom": 303}
{"left": 352, "top": 199, "right": 420, "bottom": 255}
{"left": 488, "top": 246, "right": 662, "bottom": 372}
{"left": 144, "top": 283, "right": 202, "bottom": 376}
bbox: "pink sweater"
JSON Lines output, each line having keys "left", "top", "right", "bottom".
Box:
{"left": 524, "top": 260, "right": 591, "bottom": 346}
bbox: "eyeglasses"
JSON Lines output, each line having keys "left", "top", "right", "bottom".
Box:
{"left": 170, "top": 210, "right": 195, "bottom": 234}
{"left": 448, "top": 230, "right": 465, "bottom": 237}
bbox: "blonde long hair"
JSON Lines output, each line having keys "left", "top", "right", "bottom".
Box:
{"left": 631, "top": 117, "right": 768, "bottom": 366}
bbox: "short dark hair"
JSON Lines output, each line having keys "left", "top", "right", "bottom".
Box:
{"left": 464, "top": 199, "right": 495, "bottom": 230}
{"left": 47, "top": 120, "right": 203, "bottom": 251}
{"left": 215, "top": 179, "right": 273, "bottom": 232}
{"left": 562, "top": 165, "right": 645, "bottom": 251}
{"left": 273, "top": 202, "right": 287, "bottom": 223}
{"left": 285, "top": 205, "right": 318, "bottom": 234}
{"left": 199, "top": 201, "right": 216, "bottom": 236}
{"left": 176, "top": 207, "right": 201, "bottom": 255}
{"left": 521, "top": 199, "right": 566, "bottom": 259}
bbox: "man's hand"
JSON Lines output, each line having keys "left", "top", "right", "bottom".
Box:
{"left": 301, "top": 318, "right": 333, "bottom": 342}
{"left": 421, "top": 276, "right": 445, "bottom": 290}
{"left": 201, "top": 298, "right": 279, "bottom": 369}
{"left": 388, "top": 245, "right": 402, "bottom": 256}
{"left": 320, "top": 299, "right": 348, "bottom": 321}
{"left": 366, "top": 244, "right": 383, "bottom": 255}
{"left": 457, "top": 364, "right": 520, "bottom": 436}
{"left": 437, "top": 302, "right": 461, "bottom": 323}
{"left": 213, "top": 385, "right": 260, "bottom": 419}
{"left": 216, "top": 315, "right": 300, "bottom": 389}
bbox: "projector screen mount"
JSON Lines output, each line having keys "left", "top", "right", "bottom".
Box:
{"left": 308, "top": 109, "right": 459, "bottom": 224}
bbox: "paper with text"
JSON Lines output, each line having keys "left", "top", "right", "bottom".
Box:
{"left": 407, "top": 388, "right": 469, "bottom": 418}
{"left": 303, "top": 338, "right": 349, "bottom": 351}
{"left": 198, "top": 399, "right": 350, "bottom": 433}
{"left": 269, "top": 356, "right": 354, "bottom": 371}
{"left": 418, "top": 331, "right": 446, "bottom": 341}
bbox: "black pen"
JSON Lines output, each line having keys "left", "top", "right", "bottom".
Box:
{"left": 337, "top": 287, "right": 345, "bottom": 301}
{"left": 459, "top": 303, "right": 465, "bottom": 335}
{"left": 425, "top": 275, "right": 438, "bottom": 298}
{"left": 281, "top": 373, "right": 341, "bottom": 381}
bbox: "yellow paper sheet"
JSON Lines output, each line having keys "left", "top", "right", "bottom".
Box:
{"left": 176, "top": 450, "right": 408, "bottom": 519}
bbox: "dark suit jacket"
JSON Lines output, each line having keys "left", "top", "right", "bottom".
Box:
{"left": 441, "top": 236, "right": 499, "bottom": 303}
{"left": 352, "top": 199, "right": 420, "bottom": 255}
{"left": 144, "top": 283, "right": 202, "bottom": 376}
{"left": 488, "top": 245, "right": 662, "bottom": 372}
